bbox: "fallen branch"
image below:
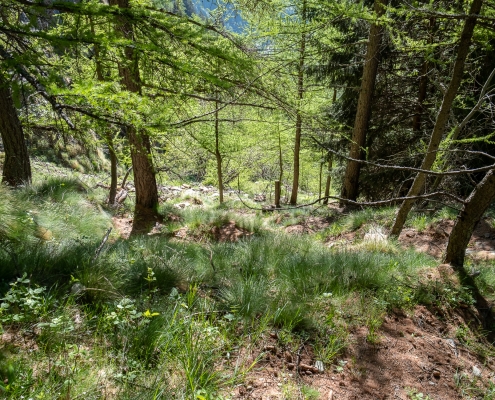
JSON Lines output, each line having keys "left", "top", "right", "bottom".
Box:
{"left": 93, "top": 227, "right": 112, "bottom": 262}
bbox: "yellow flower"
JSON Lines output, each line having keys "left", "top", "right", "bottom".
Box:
{"left": 143, "top": 309, "right": 159, "bottom": 318}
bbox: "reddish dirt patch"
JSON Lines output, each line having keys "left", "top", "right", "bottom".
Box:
{"left": 232, "top": 306, "right": 494, "bottom": 400}
{"left": 285, "top": 216, "right": 333, "bottom": 235}
{"left": 399, "top": 219, "right": 495, "bottom": 259}
{"left": 112, "top": 216, "right": 133, "bottom": 239}
{"left": 211, "top": 221, "right": 253, "bottom": 242}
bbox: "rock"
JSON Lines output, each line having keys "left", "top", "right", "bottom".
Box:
{"left": 315, "top": 360, "right": 325, "bottom": 373}
{"left": 433, "top": 370, "right": 441, "bottom": 379}
{"left": 70, "top": 282, "right": 86, "bottom": 295}
{"left": 287, "top": 363, "right": 295, "bottom": 370}
{"left": 363, "top": 226, "right": 387, "bottom": 243}
{"left": 284, "top": 351, "right": 293, "bottom": 363}
{"left": 328, "top": 390, "right": 334, "bottom": 400}
{"left": 300, "top": 363, "right": 319, "bottom": 373}
{"left": 263, "top": 345, "right": 276, "bottom": 354}
{"left": 472, "top": 365, "right": 482, "bottom": 377}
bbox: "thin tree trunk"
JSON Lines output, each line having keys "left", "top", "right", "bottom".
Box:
{"left": 430, "top": 65, "right": 495, "bottom": 193}
{"left": 412, "top": 18, "right": 435, "bottom": 133}
{"left": 108, "top": 136, "right": 118, "bottom": 204}
{"left": 323, "top": 153, "right": 333, "bottom": 205}
{"left": 215, "top": 99, "right": 223, "bottom": 204}
{"left": 0, "top": 74, "right": 31, "bottom": 186}
{"left": 390, "top": 0, "right": 483, "bottom": 237}
{"left": 91, "top": 16, "right": 118, "bottom": 205}
{"left": 289, "top": 0, "right": 307, "bottom": 205}
{"left": 109, "top": 0, "right": 159, "bottom": 231}
{"left": 319, "top": 156, "right": 323, "bottom": 203}
{"left": 412, "top": 60, "right": 429, "bottom": 132}
{"left": 341, "top": 0, "right": 387, "bottom": 204}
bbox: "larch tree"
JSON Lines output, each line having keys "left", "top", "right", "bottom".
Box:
{"left": 108, "top": 0, "right": 159, "bottom": 231}
{"left": 390, "top": 0, "right": 484, "bottom": 237}
{"left": 0, "top": 73, "right": 31, "bottom": 186}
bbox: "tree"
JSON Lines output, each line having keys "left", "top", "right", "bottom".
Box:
{"left": 340, "top": 0, "right": 388, "bottom": 204}
{"left": 445, "top": 169, "right": 495, "bottom": 268}
{"left": 0, "top": 74, "right": 31, "bottom": 186}
{"left": 289, "top": 0, "right": 307, "bottom": 205}
{"left": 108, "top": 0, "right": 159, "bottom": 230}
{"left": 390, "top": 0, "right": 484, "bottom": 237}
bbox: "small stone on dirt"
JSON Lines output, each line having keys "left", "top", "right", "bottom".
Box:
{"left": 315, "top": 360, "right": 325, "bottom": 373}
{"left": 433, "top": 370, "right": 441, "bottom": 379}
{"left": 473, "top": 365, "right": 482, "bottom": 377}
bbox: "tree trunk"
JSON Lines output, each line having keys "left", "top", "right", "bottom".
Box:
{"left": 412, "top": 18, "right": 435, "bottom": 133}
{"left": 109, "top": 0, "right": 159, "bottom": 231}
{"left": 0, "top": 75, "right": 31, "bottom": 186}
{"left": 340, "top": 0, "right": 387, "bottom": 204}
{"left": 444, "top": 169, "right": 495, "bottom": 337}
{"left": 323, "top": 153, "right": 333, "bottom": 205}
{"left": 445, "top": 170, "right": 495, "bottom": 268}
{"left": 289, "top": 0, "right": 307, "bottom": 206}
{"left": 91, "top": 16, "right": 118, "bottom": 205}
{"left": 215, "top": 99, "right": 224, "bottom": 204}
{"left": 108, "top": 135, "right": 118, "bottom": 205}
{"left": 390, "top": 0, "right": 483, "bottom": 237}
{"left": 412, "top": 60, "right": 429, "bottom": 133}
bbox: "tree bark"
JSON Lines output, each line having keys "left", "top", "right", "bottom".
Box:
{"left": 390, "top": 0, "right": 483, "bottom": 237}
{"left": 412, "top": 18, "right": 435, "bottom": 133}
{"left": 0, "top": 74, "right": 31, "bottom": 186}
{"left": 289, "top": 0, "right": 307, "bottom": 205}
{"left": 108, "top": 135, "right": 118, "bottom": 205}
{"left": 215, "top": 99, "right": 224, "bottom": 204}
{"left": 340, "top": 0, "right": 387, "bottom": 205}
{"left": 445, "top": 169, "right": 495, "bottom": 268}
{"left": 91, "top": 16, "right": 118, "bottom": 205}
{"left": 109, "top": 0, "right": 159, "bottom": 231}
{"left": 323, "top": 153, "right": 333, "bottom": 205}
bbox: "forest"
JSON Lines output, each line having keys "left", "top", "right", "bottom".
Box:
{"left": 1, "top": 0, "right": 495, "bottom": 398}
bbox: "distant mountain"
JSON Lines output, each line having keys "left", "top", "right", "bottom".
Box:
{"left": 152, "top": 0, "right": 245, "bottom": 32}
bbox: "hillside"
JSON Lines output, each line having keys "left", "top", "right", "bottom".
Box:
{"left": 1, "top": 164, "right": 495, "bottom": 399}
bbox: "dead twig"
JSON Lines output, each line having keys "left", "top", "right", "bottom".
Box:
{"left": 93, "top": 227, "right": 112, "bottom": 262}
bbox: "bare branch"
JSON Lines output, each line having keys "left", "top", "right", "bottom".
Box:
{"left": 311, "top": 136, "right": 495, "bottom": 177}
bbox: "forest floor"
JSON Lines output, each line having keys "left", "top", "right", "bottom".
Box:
{"left": 114, "top": 183, "right": 495, "bottom": 400}
{"left": 1, "top": 169, "right": 495, "bottom": 399}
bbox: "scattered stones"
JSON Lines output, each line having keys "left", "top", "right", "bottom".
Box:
{"left": 263, "top": 345, "right": 277, "bottom": 354}
{"left": 315, "top": 360, "right": 325, "bottom": 373}
{"left": 300, "top": 363, "right": 319, "bottom": 373}
{"left": 254, "top": 194, "right": 266, "bottom": 202}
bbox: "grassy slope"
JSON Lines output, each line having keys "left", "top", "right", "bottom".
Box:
{"left": 1, "top": 165, "right": 495, "bottom": 399}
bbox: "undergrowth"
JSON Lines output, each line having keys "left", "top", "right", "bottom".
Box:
{"left": 0, "top": 175, "right": 493, "bottom": 399}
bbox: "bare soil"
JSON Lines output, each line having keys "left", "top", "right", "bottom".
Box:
{"left": 233, "top": 305, "right": 494, "bottom": 400}
{"left": 399, "top": 219, "right": 495, "bottom": 260}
